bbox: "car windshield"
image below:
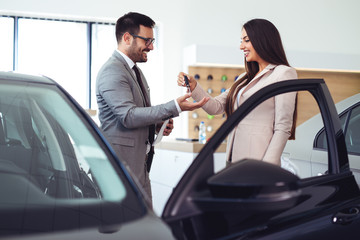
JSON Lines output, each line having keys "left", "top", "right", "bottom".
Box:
{"left": 0, "top": 81, "right": 145, "bottom": 235}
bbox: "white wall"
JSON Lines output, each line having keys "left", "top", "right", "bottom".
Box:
{"left": 1, "top": 0, "right": 360, "bottom": 137}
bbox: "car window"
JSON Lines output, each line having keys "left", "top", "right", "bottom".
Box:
{"left": 314, "top": 111, "right": 347, "bottom": 150}
{"left": 315, "top": 104, "right": 359, "bottom": 155}
{"left": 0, "top": 84, "right": 125, "bottom": 200}
{"left": 0, "top": 81, "right": 145, "bottom": 236}
{"left": 345, "top": 104, "right": 360, "bottom": 155}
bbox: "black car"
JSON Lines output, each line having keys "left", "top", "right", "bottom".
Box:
{"left": 0, "top": 71, "right": 359, "bottom": 239}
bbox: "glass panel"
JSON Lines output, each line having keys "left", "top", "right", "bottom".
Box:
{"left": 315, "top": 110, "right": 347, "bottom": 149}
{"left": 17, "top": 18, "right": 88, "bottom": 107}
{"left": 346, "top": 104, "right": 360, "bottom": 155}
{"left": 90, "top": 23, "right": 116, "bottom": 120}
{"left": 0, "top": 79, "right": 145, "bottom": 235}
{"left": 0, "top": 17, "right": 14, "bottom": 71}
{"left": 0, "top": 82, "right": 125, "bottom": 201}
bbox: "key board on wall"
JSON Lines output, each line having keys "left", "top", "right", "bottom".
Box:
{"left": 187, "top": 65, "right": 360, "bottom": 140}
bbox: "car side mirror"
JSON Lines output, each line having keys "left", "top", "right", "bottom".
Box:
{"left": 205, "top": 159, "right": 301, "bottom": 212}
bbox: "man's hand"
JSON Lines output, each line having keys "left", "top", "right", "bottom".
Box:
{"left": 157, "top": 118, "right": 174, "bottom": 136}
{"left": 177, "top": 93, "right": 209, "bottom": 111}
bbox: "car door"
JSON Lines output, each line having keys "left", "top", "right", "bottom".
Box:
{"left": 163, "top": 79, "right": 360, "bottom": 240}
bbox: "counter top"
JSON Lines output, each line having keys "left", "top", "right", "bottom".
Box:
{"left": 155, "top": 138, "right": 227, "bottom": 153}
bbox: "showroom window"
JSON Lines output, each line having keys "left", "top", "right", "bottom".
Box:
{"left": 0, "top": 17, "right": 14, "bottom": 71}
{"left": 1, "top": 14, "right": 162, "bottom": 112}
{"left": 90, "top": 23, "right": 117, "bottom": 113}
{"left": 17, "top": 18, "right": 88, "bottom": 107}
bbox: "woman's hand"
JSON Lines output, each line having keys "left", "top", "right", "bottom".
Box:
{"left": 177, "top": 72, "right": 197, "bottom": 92}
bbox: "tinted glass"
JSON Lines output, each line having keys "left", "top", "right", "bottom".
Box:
{"left": 345, "top": 104, "right": 360, "bottom": 155}
{"left": 315, "top": 110, "right": 348, "bottom": 150}
{"left": 315, "top": 105, "right": 358, "bottom": 152}
{"left": 91, "top": 23, "right": 116, "bottom": 113}
{"left": 0, "top": 80, "right": 144, "bottom": 236}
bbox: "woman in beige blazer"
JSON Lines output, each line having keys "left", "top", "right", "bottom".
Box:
{"left": 178, "top": 19, "right": 297, "bottom": 166}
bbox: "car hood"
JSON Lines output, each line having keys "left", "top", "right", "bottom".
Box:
{"left": 5, "top": 214, "right": 175, "bottom": 240}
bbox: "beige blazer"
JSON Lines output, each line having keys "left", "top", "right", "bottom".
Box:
{"left": 191, "top": 64, "right": 297, "bottom": 165}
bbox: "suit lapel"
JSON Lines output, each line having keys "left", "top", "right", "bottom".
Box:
{"left": 113, "top": 51, "right": 149, "bottom": 107}
{"left": 236, "top": 64, "right": 276, "bottom": 106}
{"left": 243, "top": 64, "right": 275, "bottom": 94}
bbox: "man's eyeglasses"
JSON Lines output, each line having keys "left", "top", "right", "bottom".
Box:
{"left": 130, "top": 33, "right": 155, "bottom": 47}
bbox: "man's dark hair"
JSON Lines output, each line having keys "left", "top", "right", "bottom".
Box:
{"left": 115, "top": 12, "right": 155, "bottom": 43}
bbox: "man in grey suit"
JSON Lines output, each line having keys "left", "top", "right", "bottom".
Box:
{"left": 96, "top": 12, "right": 208, "bottom": 206}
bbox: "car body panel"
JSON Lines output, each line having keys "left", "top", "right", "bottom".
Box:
{"left": 283, "top": 93, "right": 360, "bottom": 181}
{"left": 5, "top": 215, "right": 174, "bottom": 240}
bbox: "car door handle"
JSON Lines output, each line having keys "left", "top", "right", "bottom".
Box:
{"left": 332, "top": 207, "right": 360, "bottom": 225}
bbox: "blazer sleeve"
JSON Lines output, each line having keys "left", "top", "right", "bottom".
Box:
{"left": 97, "top": 63, "right": 179, "bottom": 129}
{"left": 191, "top": 82, "right": 229, "bottom": 115}
{"left": 263, "top": 67, "right": 298, "bottom": 165}
{"left": 191, "top": 71, "right": 247, "bottom": 116}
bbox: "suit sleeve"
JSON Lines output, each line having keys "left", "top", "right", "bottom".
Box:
{"left": 97, "top": 65, "right": 179, "bottom": 129}
{"left": 263, "top": 67, "right": 298, "bottom": 165}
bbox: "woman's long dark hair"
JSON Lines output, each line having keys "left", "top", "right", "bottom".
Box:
{"left": 225, "top": 19, "right": 297, "bottom": 139}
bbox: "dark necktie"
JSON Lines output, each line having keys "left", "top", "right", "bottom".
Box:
{"left": 132, "top": 65, "right": 155, "bottom": 172}
{"left": 133, "top": 65, "right": 150, "bottom": 107}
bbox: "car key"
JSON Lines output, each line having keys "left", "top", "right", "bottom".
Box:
{"left": 184, "top": 75, "right": 191, "bottom": 93}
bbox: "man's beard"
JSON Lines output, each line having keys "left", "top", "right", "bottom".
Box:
{"left": 128, "top": 43, "right": 149, "bottom": 63}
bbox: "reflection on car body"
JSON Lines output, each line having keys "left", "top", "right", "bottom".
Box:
{"left": 0, "top": 71, "right": 360, "bottom": 240}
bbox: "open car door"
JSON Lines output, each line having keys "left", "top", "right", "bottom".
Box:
{"left": 162, "top": 79, "right": 360, "bottom": 240}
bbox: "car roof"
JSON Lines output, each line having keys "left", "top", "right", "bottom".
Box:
{"left": 297, "top": 93, "right": 360, "bottom": 130}
{"left": 334, "top": 93, "right": 360, "bottom": 113}
{"left": 0, "top": 71, "right": 56, "bottom": 85}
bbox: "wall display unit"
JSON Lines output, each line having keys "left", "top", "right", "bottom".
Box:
{"left": 188, "top": 66, "right": 244, "bottom": 140}
{"left": 296, "top": 69, "right": 360, "bottom": 124}
{"left": 187, "top": 65, "right": 360, "bottom": 140}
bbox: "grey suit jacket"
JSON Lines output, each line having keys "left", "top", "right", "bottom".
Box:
{"left": 96, "top": 51, "right": 179, "bottom": 190}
